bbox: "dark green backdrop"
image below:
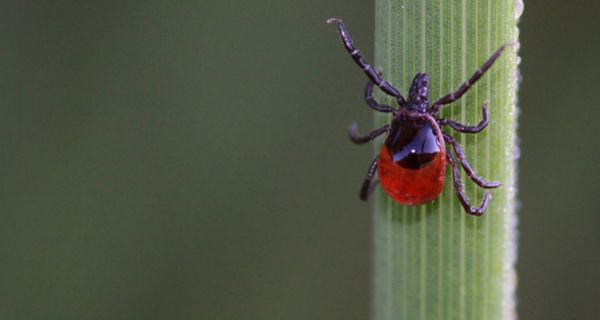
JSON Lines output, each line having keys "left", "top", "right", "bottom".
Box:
{"left": 0, "top": 1, "right": 598, "bottom": 319}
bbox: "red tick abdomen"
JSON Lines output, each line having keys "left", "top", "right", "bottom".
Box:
{"left": 378, "top": 145, "right": 446, "bottom": 205}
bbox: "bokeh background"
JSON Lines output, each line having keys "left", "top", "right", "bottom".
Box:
{"left": 0, "top": 0, "right": 598, "bottom": 319}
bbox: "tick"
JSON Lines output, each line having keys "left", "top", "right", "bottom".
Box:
{"left": 327, "top": 18, "right": 511, "bottom": 216}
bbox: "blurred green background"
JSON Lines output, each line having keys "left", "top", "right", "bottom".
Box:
{"left": 0, "top": 0, "right": 598, "bottom": 319}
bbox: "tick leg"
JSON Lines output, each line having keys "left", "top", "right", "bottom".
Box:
{"left": 429, "top": 43, "right": 512, "bottom": 115}
{"left": 348, "top": 123, "right": 390, "bottom": 145}
{"left": 443, "top": 133, "right": 501, "bottom": 189}
{"left": 360, "top": 156, "right": 379, "bottom": 201}
{"left": 365, "top": 81, "right": 396, "bottom": 113}
{"left": 438, "top": 101, "right": 489, "bottom": 134}
{"left": 446, "top": 149, "right": 491, "bottom": 216}
{"left": 327, "top": 18, "right": 406, "bottom": 106}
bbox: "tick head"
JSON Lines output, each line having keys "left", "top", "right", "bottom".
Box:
{"left": 407, "top": 73, "right": 429, "bottom": 112}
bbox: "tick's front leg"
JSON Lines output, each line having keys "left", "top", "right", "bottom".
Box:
{"left": 327, "top": 18, "right": 406, "bottom": 106}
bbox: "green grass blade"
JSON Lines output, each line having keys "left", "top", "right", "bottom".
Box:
{"left": 372, "top": 0, "right": 522, "bottom": 319}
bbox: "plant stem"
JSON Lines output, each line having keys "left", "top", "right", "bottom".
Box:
{"left": 371, "top": 0, "right": 521, "bottom": 319}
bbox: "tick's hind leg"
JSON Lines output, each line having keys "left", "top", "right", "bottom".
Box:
{"left": 443, "top": 133, "right": 501, "bottom": 189}
{"left": 327, "top": 18, "right": 406, "bottom": 105}
{"left": 348, "top": 123, "right": 389, "bottom": 145}
{"left": 359, "top": 156, "right": 379, "bottom": 201}
{"left": 438, "top": 101, "right": 489, "bottom": 134}
{"left": 446, "top": 149, "right": 490, "bottom": 216}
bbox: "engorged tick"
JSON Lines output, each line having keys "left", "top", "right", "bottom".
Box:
{"left": 327, "top": 18, "right": 512, "bottom": 216}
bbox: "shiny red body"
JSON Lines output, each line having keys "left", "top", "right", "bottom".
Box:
{"left": 377, "top": 113, "right": 446, "bottom": 205}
